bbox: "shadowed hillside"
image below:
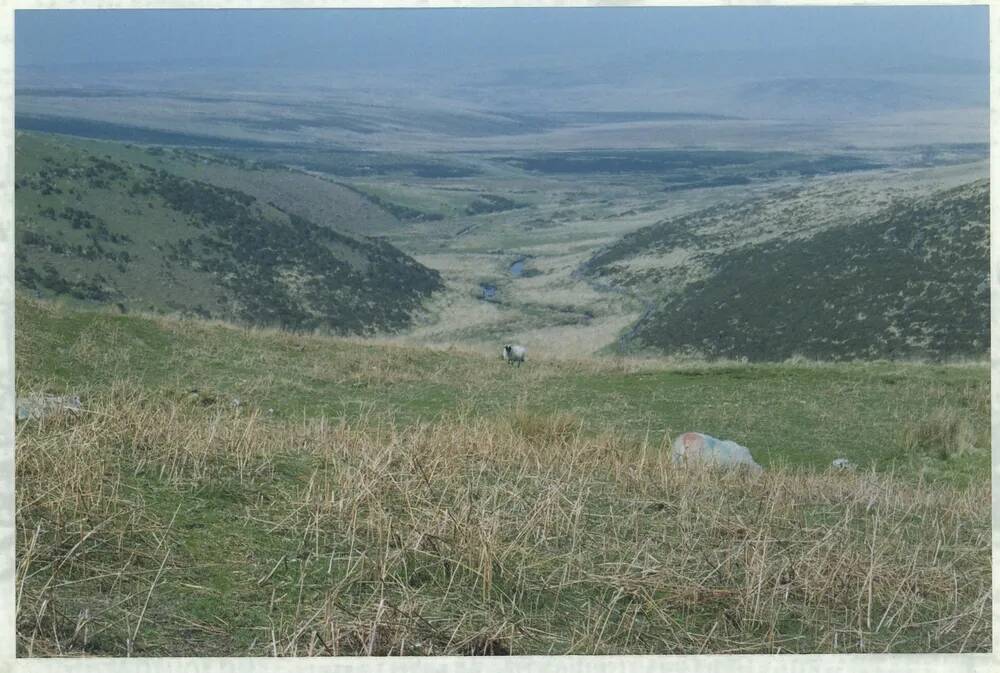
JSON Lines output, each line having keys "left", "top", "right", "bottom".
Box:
{"left": 14, "top": 132, "right": 443, "bottom": 333}
{"left": 586, "top": 176, "right": 988, "bottom": 361}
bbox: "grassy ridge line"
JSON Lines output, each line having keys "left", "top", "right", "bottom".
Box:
{"left": 15, "top": 294, "right": 990, "bottom": 485}
{"left": 14, "top": 133, "right": 406, "bottom": 238}
{"left": 331, "top": 181, "right": 446, "bottom": 222}
{"left": 15, "top": 383, "right": 991, "bottom": 656}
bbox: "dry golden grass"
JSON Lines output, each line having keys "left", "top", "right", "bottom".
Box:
{"left": 901, "top": 406, "right": 980, "bottom": 461}
{"left": 14, "top": 382, "right": 991, "bottom": 656}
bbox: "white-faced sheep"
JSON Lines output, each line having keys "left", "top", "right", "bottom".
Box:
{"left": 502, "top": 344, "right": 527, "bottom": 367}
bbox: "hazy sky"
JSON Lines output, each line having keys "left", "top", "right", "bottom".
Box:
{"left": 17, "top": 6, "right": 989, "bottom": 73}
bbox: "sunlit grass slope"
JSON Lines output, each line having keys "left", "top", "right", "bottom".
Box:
{"left": 14, "top": 296, "right": 990, "bottom": 655}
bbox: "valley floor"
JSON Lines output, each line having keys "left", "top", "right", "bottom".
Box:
{"left": 376, "top": 160, "right": 988, "bottom": 358}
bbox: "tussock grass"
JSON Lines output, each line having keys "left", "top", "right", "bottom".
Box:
{"left": 509, "top": 406, "right": 584, "bottom": 446}
{"left": 901, "top": 407, "right": 979, "bottom": 460}
{"left": 15, "top": 384, "right": 991, "bottom": 656}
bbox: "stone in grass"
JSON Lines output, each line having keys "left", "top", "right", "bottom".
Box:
{"left": 16, "top": 394, "right": 82, "bottom": 421}
{"left": 672, "top": 432, "right": 763, "bottom": 474}
{"left": 184, "top": 388, "right": 218, "bottom": 406}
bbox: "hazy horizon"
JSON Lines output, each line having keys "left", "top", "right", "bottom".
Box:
{"left": 14, "top": 6, "right": 989, "bottom": 151}
{"left": 16, "top": 7, "right": 989, "bottom": 71}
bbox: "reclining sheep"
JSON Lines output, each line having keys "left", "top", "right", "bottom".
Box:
{"left": 502, "top": 344, "right": 527, "bottom": 367}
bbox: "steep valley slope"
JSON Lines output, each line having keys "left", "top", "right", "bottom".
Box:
{"left": 14, "top": 132, "right": 443, "bottom": 333}
{"left": 585, "top": 169, "right": 988, "bottom": 361}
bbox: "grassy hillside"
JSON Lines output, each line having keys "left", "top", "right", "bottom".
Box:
{"left": 585, "top": 174, "right": 988, "bottom": 361}
{"left": 499, "top": 149, "right": 883, "bottom": 180}
{"left": 123, "top": 146, "right": 406, "bottom": 237}
{"left": 630, "top": 181, "right": 988, "bottom": 361}
{"left": 14, "top": 132, "right": 443, "bottom": 333}
{"left": 14, "top": 296, "right": 991, "bottom": 655}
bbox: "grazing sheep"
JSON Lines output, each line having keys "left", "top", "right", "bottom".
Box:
{"left": 502, "top": 344, "right": 527, "bottom": 367}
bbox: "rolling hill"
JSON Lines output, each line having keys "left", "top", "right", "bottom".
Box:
{"left": 13, "top": 294, "right": 991, "bottom": 655}
{"left": 584, "top": 172, "right": 988, "bottom": 361}
{"left": 14, "top": 132, "right": 443, "bottom": 333}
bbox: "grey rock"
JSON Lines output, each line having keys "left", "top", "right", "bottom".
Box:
{"left": 672, "top": 432, "right": 763, "bottom": 473}
{"left": 832, "top": 457, "right": 856, "bottom": 470}
{"left": 16, "top": 394, "right": 82, "bottom": 421}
